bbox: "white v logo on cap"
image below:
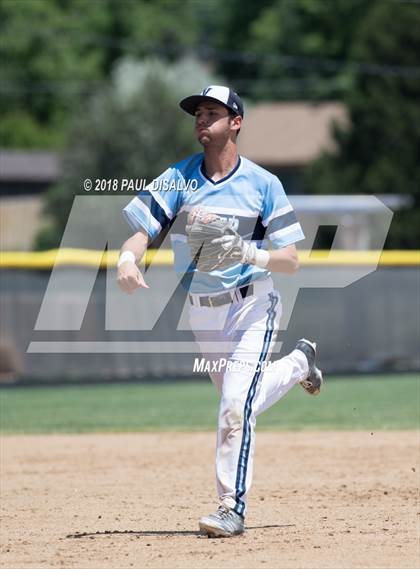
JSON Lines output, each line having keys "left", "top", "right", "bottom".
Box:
{"left": 200, "top": 86, "right": 230, "bottom": 105}
{"left": 180, "top": 85, "right": 244, "bottom": 118}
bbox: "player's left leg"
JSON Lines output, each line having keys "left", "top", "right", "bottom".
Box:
{"left": 201, "top": 290, "right": 323, "bottom": 532}
{"left": 191, "top": 279, "right": 322, "bottom": 536}
{"left": 253, "top": 346, "right": 310, "bottom": 416}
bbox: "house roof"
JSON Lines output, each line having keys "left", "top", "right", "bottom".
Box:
{"left": 0, "top": 102, "right": 348, "bottom": 183}
{"left": 0, "top": 150, "right": 59, "bottom": 182}
{"left": 238, "top": 102, "right": 347, "bottom": 166}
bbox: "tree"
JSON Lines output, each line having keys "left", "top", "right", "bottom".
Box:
{"left": 0, "top": 0, "right": 201, "bottom": 148}
{"left": 0, "top": 0, "right": 109, "bottom": 147}
{"left": 305, "top": 2, "right": 420, "bottom": 248}
{"left": 34, "top": 56, "right": 217, "bottom": 249}
{"left": 214, "top": 0, "right": 369, "bottom": 100}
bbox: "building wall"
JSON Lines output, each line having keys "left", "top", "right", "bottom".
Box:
{"left": 0, "top": 196, "right": 46, "bottom": 251}
{"left": 1, "top": 266, "right": 418, "bottom": 382}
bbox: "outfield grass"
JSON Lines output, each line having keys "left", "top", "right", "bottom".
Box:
{"left": 0, "top": 375, "right": 418, "bottom": 434}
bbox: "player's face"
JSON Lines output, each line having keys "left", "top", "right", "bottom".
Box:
{"left": 194, "top": 102, "right": 237, "bottom": 145}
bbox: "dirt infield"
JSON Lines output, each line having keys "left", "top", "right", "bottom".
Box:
{"left": 1, "top": 432, "right": 419, "bottom": 569}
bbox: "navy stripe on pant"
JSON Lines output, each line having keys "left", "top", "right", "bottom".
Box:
{"left": 233, "top": 292, "right": 278, "bottom": 517}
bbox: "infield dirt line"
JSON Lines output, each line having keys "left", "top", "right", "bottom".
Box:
{"left": 1, "top": 431, "right": 419, "bottom": 569}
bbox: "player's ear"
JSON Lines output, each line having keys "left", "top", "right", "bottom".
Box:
{"left": 230, "top": 114, "right": 242, "bottom": 137}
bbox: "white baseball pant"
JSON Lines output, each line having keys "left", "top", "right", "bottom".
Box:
{"left": 189, "top": 277, "right": 309, "bottom": 517}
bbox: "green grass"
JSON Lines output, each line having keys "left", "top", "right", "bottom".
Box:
{"left": 0, "top": 375, "right": 419, "bottom": 434}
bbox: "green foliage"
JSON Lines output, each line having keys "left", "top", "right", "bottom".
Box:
{"left": 305, "top": 2, "right": 420, "bottom": 248}
{"left": 0, "top": 0, "right": 107, "bottom": 147}
{"left": 215, "top": 0, "right": 368, "bottom": 100}
{"left": 0, "top": 375, "right": 418, "bottom": 434}
{"left": 2, "top": 0, "right": 419, "bottom": 248}
{"left": 0, "top": 0, "right": 200, "bottom": 148}
{"left": 34, "top": 56, "right": 217, "bottom": 249}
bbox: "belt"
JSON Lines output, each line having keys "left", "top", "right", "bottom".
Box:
{"left": 189, "top": 284, "right": 254, "bottom": 308}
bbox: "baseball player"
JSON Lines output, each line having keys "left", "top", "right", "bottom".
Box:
{"left": 117, "top": 86, "right": 323, "bottom": 538}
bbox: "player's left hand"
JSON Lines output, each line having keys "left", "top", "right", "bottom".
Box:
{"left": 212, "top": 234, "right": 257, "bottom": 264}
{"left": 185, "top": 207, "right": 260, "bottom": 270}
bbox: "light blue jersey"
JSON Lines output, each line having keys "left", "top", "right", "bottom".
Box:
{"left": 123, "top": 153, "right": 304, "bottom": 294}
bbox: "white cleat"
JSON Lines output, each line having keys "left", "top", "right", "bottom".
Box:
{"left": 296, "top": 338, "right": 324, "bottom": 396}
{"left": 199, "top": 506, "right": 244, "bottom": 537}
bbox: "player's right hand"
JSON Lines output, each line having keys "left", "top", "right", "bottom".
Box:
{"left": 117, "top": 262, "right": 149, "bottom": 294}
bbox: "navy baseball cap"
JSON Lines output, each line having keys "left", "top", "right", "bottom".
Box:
{"left": 180, "top": 85, "right": 244, "bottom": 118}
